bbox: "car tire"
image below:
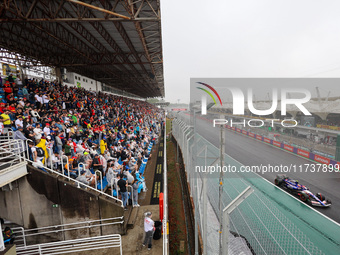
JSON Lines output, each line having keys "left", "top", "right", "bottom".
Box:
{"left": 299, "top": 193, "right": 310, "bottom": 204}
{"left": 274, "top": 179, "right": 281, "bottom": 186}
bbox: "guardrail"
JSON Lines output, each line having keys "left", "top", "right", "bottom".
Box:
{"left": 0, "top": 137, "right": 123, "bottom": 207}
{"left": 172, "top": 115, "right": 340, "bottom": 255}
{"left": 163, "top": 118, "right": 169, "bottom": 255}
{"left": 11, "top": 216, "right": 124, "bottom": 248}
{"left": 16, "top": 234, "right": 123, "bottom": 255}
{"left": 0, "top": 139, "right": 25, "bottom": 168}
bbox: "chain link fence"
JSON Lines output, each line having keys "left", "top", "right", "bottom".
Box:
{"left": 171, "top": 114, "right": 339, "bottom": 255}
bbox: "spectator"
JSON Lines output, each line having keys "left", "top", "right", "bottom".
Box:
{"left": 128, "top": 157, "right": 138, "bottom": 173}
{"left": 1, "top": 110, "right": 11, "bottom": 128}
{"left": 7, "top": 74, "right": 14, "bottom": 83}
{"left": 51, "top": 151, "right": 61, "bottom": 171}
{"left": 14, "top": 115, "right": 24, "bottom": 129}
{"left": 30, "top": 142, "right": 45, "bottom": 168}
{"left": 117, "top": 173, "right": 128, "bottom": 210}
{"left": 124, "top": 170, "right": 134, "bottom": 184}
{"left": 3, "top": 226, "right": 15, "bottom": 245}
{"left": 76, "top": 170, "right": 89, "bottom": 186}
{"left": 142, "top": 211, "right": 154, "bottom": 250}
{"left": 106, "top": 161, "right": 117, "bottom": 186}
{"left": 100, "top": 136, "right": 107, "bottom": 155}
{"left": 64, "top": 139, "right": 73, "bottom": 157}
{"left": 22, "top": 86, "right": 28, "bottom": 97}
{"left": 33, "top": 123, "right": 43, "bottom": 140}
{"left": 92, "top": 154, "right": 104, "bottom": 175}
{"left": 2, "top": 76, "right": 164, "bottom": 199}
{"left": 13, "top": 126, "right": 27, "bottom": 141}
{"left": 55, "top": 132, "right": 63, "bottom": 154}
{"left": 42, "top": 92, "right": 49, "bottom": 109}
{"left": 132, "top": 179, "right": 140, "bottom": 207}
{"left": 0, "top": 116, "right": 4, "bottom": 135}
{"left": 43, "top": 123, "right": 51, "bottom": 137}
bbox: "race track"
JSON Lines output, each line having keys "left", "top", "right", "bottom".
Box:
{"left": 180, "top": 112, "right": 340, "bottom": 223}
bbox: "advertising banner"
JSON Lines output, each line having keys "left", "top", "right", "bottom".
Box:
{"left": 2, "top": 63, "right": 17, "bottom": 77}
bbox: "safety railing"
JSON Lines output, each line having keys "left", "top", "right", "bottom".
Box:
{"left": 0, "top": 128, "right": 14, "bottom": 141}
{"left": 16, "top": 234, "right": 123, "bottom": 255}
{"left": 0, "top": 136, "right": 123, "bottom": 207}
{"left": 11, "top": 216, "right": 124, "bottom": 248}
{"left": 0, "top": 138, "right": 27, "bottom": 188}
{"left": 0, "top": 139, "right": 25, "bottom": 168}
{"left": 163, "top": 118, "right": 169, "bottom": 255}
{"left": 172, "top": 115, "right": 335, "bottom": 255}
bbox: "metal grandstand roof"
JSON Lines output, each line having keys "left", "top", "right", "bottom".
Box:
{"left": 0, "top": 0, "right": 164, "bottom": 98}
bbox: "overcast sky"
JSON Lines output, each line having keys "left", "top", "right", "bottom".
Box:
{"left": 160, "top": 0, "right": 340, "bottom": 103}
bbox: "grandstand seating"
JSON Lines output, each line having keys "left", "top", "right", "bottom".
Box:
{"left": 0, "top": 74, "right": 163, "bottom": 209}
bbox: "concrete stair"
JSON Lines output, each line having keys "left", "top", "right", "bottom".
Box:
{"left": 123, "top": 206, "right": 140, "bottom": 234}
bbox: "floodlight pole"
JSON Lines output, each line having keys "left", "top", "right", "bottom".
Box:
{"left": 219, "top": 114, "right": 225, "bottom": 255}
{"left": 222, "top": 186, "right": 254, "bottom": 255}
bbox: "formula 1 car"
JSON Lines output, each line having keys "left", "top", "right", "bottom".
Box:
{"left": 274, "top": 175, "right": 331, "bottom": 207}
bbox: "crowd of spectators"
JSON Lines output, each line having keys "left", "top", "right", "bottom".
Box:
{"left": 0, "top": 72, "right": 164, "bottom": 210}
{"left": 316, "top": 118, "right": 340, "bottom": 127}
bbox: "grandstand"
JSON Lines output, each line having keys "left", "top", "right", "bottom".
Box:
{"left": 0, "top": 72, "right": 167, "bottom": 254}
{"left": 0, "top": 0, "right": 168, "bottom": 254}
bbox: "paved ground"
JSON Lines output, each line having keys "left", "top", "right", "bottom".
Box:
{"left": 78, "top": 205, "right": 162, "bottom": 255}
{"left": 121, "top": 205, "right": 162, "bottom": 255}
{"left": 120, "top": 140, "right": 163, "bottom": 254}
{"left": 138, "top": 142, "right": 160, "bottom": 206}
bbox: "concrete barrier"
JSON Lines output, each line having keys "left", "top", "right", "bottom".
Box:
{"left": 0, "top": 165, "right": 124, "bottom": 244}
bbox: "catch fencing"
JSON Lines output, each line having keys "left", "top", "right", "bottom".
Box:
{"left": 172, "top": 114, "right": 340, "bottom": 255}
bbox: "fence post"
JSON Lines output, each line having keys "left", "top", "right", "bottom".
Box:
{"left": 61, "top": 155, "right": 70, "bottom": 180}
{"left": 20, "top": 227, "right": 26, "bottom": 247}
{"left": 222, "top": 186, "right": 254, "bottom": 255}
{"left": 203, "top": 177, "right": 207, "bottom": 255}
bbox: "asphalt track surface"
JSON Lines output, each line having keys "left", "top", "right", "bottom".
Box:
{"left": 180, "top": 113, "right": 340, "bottom": 224}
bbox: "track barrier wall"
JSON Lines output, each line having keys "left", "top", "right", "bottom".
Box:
{"left": 227, "top": 126, "right": 340, "bottom": 167}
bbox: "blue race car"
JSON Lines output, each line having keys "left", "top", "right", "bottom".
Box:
{"left": 274, "top": 175, "right": 331, "bottom": 207}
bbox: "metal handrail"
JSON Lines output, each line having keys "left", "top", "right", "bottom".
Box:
{"left": 13, "top": 216, "right": 123, "bottom": 234}
{"left": 55, "top": 158, "right": 123, "bottom": 206}
{"left": 78, "top": 163, "right": 85, "bottom": 176}
{"left": 11, "top": 216, "right": 124, "bottom": 246}
{"left": 16, "top": 234, "right": 123, "bottom": 255}
{"left": 61, "top": 155, "right": 71, "bottom": 180}
{"left": 127, "top": 185, "right": 135, "bottom": 206}
{"left": 16, "top": 141, "right": 123, "bottom": 206}
{"left": 163, "top": 118, "right": 169, "bottom": 255}
{"left": 0, "top": 137, "right": 123, "bottom": 206}
{"left": 0, "top": 139, "right": 24, "bottom": 168}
